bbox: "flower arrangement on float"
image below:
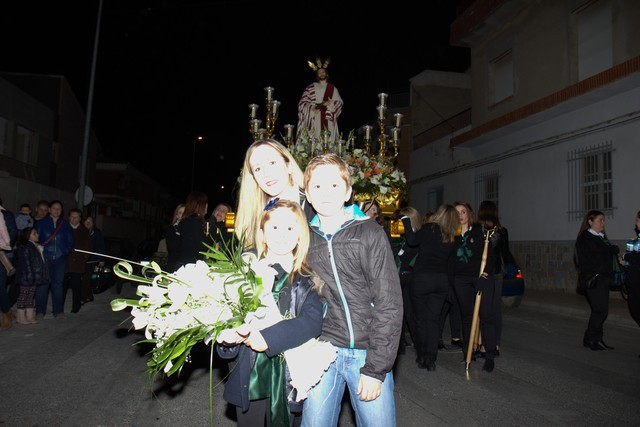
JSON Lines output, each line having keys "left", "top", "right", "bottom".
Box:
{"left": 344, "top": 148, "right": 407, "bottom": 201}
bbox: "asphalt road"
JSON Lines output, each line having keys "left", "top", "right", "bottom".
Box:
{"left": 1, "top": 283, "right": 639, "bottom": 426}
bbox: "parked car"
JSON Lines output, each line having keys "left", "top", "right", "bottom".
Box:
{"left": 502, "top": 261, "right": 525, "bottom": 307}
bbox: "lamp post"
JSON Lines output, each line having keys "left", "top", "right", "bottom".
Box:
{"left": 191, "top": 135, "right": 203, "bottom": 190}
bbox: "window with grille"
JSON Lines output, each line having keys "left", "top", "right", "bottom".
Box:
{"left": 567, "top": 141, "right": 613, "bottom": 221}
{"left": 475, "top": 171, "right": 499, "bottom": 209}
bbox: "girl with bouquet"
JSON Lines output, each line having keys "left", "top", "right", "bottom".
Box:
{"left": 216, "top": 200, "right": 329, "bottom": 427}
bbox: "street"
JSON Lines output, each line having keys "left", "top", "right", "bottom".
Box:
{"left": 1, "top": 282, "right": 639, "bottom": 426}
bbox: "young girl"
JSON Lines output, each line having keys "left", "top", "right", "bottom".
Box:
{"left": 235, "top": 138, "right": 314, "bottom": 250}
{"left": 14, "top": 227, "right": 50, "bottom": 324}
{"left": 216, "top": 200, "right": 325, "bottom": 427}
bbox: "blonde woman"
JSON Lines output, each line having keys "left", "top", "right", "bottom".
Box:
{"left": 401, "top": 204, "right": 459, "bottom": 371}
{"left": 235, "top": 138, "right": 313, "bottom": 250}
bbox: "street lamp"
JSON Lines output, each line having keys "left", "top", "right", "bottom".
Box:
{"left": 191, "top": 135, "right": 203, "bottom": 190}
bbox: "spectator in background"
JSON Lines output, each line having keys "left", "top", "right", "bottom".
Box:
{"left": 14, "top": 227, "right": 48, "bottom": 324}
{"left": 0, "top": 198, "right": 18, "bottom": 330}
{"left": 177, "top": 191, "right": 209, "bottom": 267}
{"left": 208, "top": 202, "right": 232, "bottom": 249}
{"left": 164, "top": 203, "right": 185, "bottom": 273}
{"left": 64, "top": 208, "right": 91, "bottom": 314}
{"left": 35, "top": 200, "right": 74, "bottom": 320}
{"left": 15, "top": 203, "right": 34, "bottom": 231}
{"left": 82, "top": 215, "right": 106, "bottom": 304}
{"left": 34, "top": 200, "right": 49, "bottom": 222}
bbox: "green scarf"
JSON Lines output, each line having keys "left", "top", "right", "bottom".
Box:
{"left": 248, "top": 272, "right": 290, "bottom": 426}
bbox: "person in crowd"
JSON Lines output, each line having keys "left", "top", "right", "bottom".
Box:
{"left": 476, "top": 200, "right": 515, "bottom": 357}
{"left": 296, "top": 58, "right": 343, "bottom": 145}
{"left": 0, "top": 202, "right": 16, "bottom": 276}
{"left": 14, "top": 227, "right": 49, "bottom": 324}
{"left": 453, "top": 201, "right": 497, "bottom": 372}
{"left": 216, "top": 200, "right": 324, "bottom": 427}
{"left": 575, "top": 210, "right": 624, "bottom": 351}
{"left": 362, "top": 200, "right": 382, "bottom": 223}
{"left": 34, "top": 200, "right": 74, "bottom": 320}
{"left": 15, "top": 203, "right": 34, "bottom": 231}
{"left": 82, "top": 215, "right": 106, "bottom": 304}
{"left": 64, "top": 208, "right": 91, "bottom": 314}
{"left": 208, "top": 202, "right": 233, "bottom": 248}
{"left": 401, "top": 204, "right": 459, "bottom": 371}
{"left": 177, "top": 191, "right": 209, "bottom": 267}
{"left": 235, "top": 138, "right": 313, "bottom": 250}
{"left": 33, "top": 200, "right": 50, "bottom": 222}
{"left": 394, "top": 206, "right": 422, "bottom": 353}
{"left": 0, "top": 198, "right": 18, "bottom": 330}
{"left": 623, "top": 210, "right": 640, "bottom": 357}
{"left": 301, "top": 153, "right": 402, "bottom": 427}
{"left": 163, "top": 203, "right": 185, "bottom": 273}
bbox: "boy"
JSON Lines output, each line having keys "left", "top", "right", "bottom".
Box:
{"left": 301, "top": 153, "right": 403, "bottom": 427}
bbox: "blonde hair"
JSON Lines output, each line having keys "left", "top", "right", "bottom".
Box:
{"left": 303, "top": 153, "right": 352, "bottom": 190}
{"left": 400, "top": 206, "right": 422, "bottom": 231}
{"left": 255, "top": 199, "right": 317, "bottom": 286}
{"left": 432, "top": 204, "right": 460, "bottom": 243}
{"left": 235, "top": 139, "right": 304, "bottom": 249}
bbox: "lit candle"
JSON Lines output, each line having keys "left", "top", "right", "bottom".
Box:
{"left": 337, "top": 139, "right": 343, "bottom": 156}
{"left": 251, "top": 119, "right": 261, "bottom": 133}
{"left": 364, "top": 125, "right": 372, "bottom": 140}
{"left": 322, "top": 130, "right": 330, "bottom": 145}
{"left": 249, "top": 104, "right": 258, "bottom": 119}
{"left": 284, "top": 124, "right": 294, "bottom": 139}
{"left": 378, "top": 92, "right": 388, "bottom": 107}
{"left": 264, "top": 86, "right": 274, "bottom": 101}
{"left": 377, "top": 105, "right": 386, "bottom": 121}
{"left": 394, "top": 113, "right": 403, "bottom": 128}
{"left": 392, "top": 127, "right": 400, "bottom": 142}
{"left": 271, "top": 100, "right": 280, "bottom": 117}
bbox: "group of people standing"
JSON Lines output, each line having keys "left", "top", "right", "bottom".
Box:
{"left": 396, "top": 200, "right": 514, "bottom": 373}
{"left": 0, "top": 198, "right": 107, "bottom": 329}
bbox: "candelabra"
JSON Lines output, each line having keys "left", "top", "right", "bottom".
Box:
{"left": 248, "top": 86, "right": 281, "bottom": 140}
{"left": 362, "top": 92, "right": 403, "bottom": 160}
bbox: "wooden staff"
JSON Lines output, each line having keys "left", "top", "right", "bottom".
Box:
{"left": 465, "top": 226, "right": 496, "bottom": 371}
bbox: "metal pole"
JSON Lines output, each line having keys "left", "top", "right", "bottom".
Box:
{"left": 78, "top": 0, "right": 103, "bottom": 210}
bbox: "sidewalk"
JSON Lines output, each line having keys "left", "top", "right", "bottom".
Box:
{"left": 519, "top": 287, "right": 635, "bottom": 329}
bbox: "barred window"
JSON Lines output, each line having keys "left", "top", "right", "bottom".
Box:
{"left": 475, "top": 171, "right": 499, "bottom": 209}
{"left": 567, "top": 141, "right": 613, "bottom": 221}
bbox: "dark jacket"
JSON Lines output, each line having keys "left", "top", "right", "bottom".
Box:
{"left": 575, "top": 230, "right": 619, "bottom": 279}
{"left": 66, "top": 225, "right": 92, "bottom": 273}
{"left": 454, "top": 224, "right": 496, "bottom": 277}
{"left": 177, "top": 215, "right": 210, "bottom": 266}
{"left": 402, "top": 219, "right": 456, "bottom": 275}
{"left": 35, "top": 215, "right": 74, "bottom": 261}
{"left": 306, "top": 205, "right": 403, "bottom": 382}
{"left": 216, "top": 269, "right": 323, "bottom": 414}
{"left": 87, "top": 226, "right": 106, "bottom": 263}
{"left": 15, "top": 241, "right": 50, "bottom": 286}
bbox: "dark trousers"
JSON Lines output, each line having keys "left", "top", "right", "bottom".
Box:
{"left": 236, "top": 398, "right": 301, "bottom": 427}
{"left": 64, "top": 272, "right": 83, "bottom": 313}
{"left": 399, "top": 270, "right": 416, "bottom": 345}
{"left": 411, "top": 273, "right": 449, "bottom": 361}
{"left": 584, "top": 275, "right": 611, "bottom": 342}
{"left": 454, "top": 274, "right": 496, "bottom": 360}
{"left": 626, "top": 269, "right": 640, "bottom": 327}
{"left": 439, "top": 283, "right": 462, "bottom": 341}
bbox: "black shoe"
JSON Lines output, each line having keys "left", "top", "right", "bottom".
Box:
{"left": 426, "top": 362, "right": 436, "bottom": 371}
{"left": 438, "top": 339, "right": 445, "bottom": 350}
{"left": 482, "top": 359, "right": 495, "bottom": 372}
{"left": 597, "top": 340, "right": 614, "bottom": 350}
{"left": 450, "top": 339, "right": 462, "bottom": 348}
{"left": 583, "top": 340, "right": 605, "bottom": 351}
{"left": 416, "top": 355, "right": 425, "bottom": 365}
{"left": 417, "top": 360, "right": 428, "bottom": 369}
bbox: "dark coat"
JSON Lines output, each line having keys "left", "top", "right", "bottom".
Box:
{"left": 575, "top": 230, "right": 619, "bottom": 279}
{"left": 177, "top": 215, "right": 210, "bottom": 265}
{"left": 35, "top": 215, "right": 74, "bottom": 261}
{"left": 454, "top": 223, "right": 496, "bottom": 277}
{"left": 66, "top": 225, "right": 92, "bottom": 273}
{"left": 15, "top": 242, "right": 50, "bottom": 286}
{"left": 306, "top": 207, "right": 403, "bottom": 382}
{"left": 216, "top": 270, "right": 323, "bottom": 414}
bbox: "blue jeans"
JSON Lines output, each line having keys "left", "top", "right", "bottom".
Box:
{"left": 36, "top": 257, "right": 67, "bottom": 317}
{"left": 301, "top": 348, "right": 396, "bottom": 427}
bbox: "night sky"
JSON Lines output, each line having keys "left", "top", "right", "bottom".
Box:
{"left": 0, "top": 0, "right": 469, "bottom": 206}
